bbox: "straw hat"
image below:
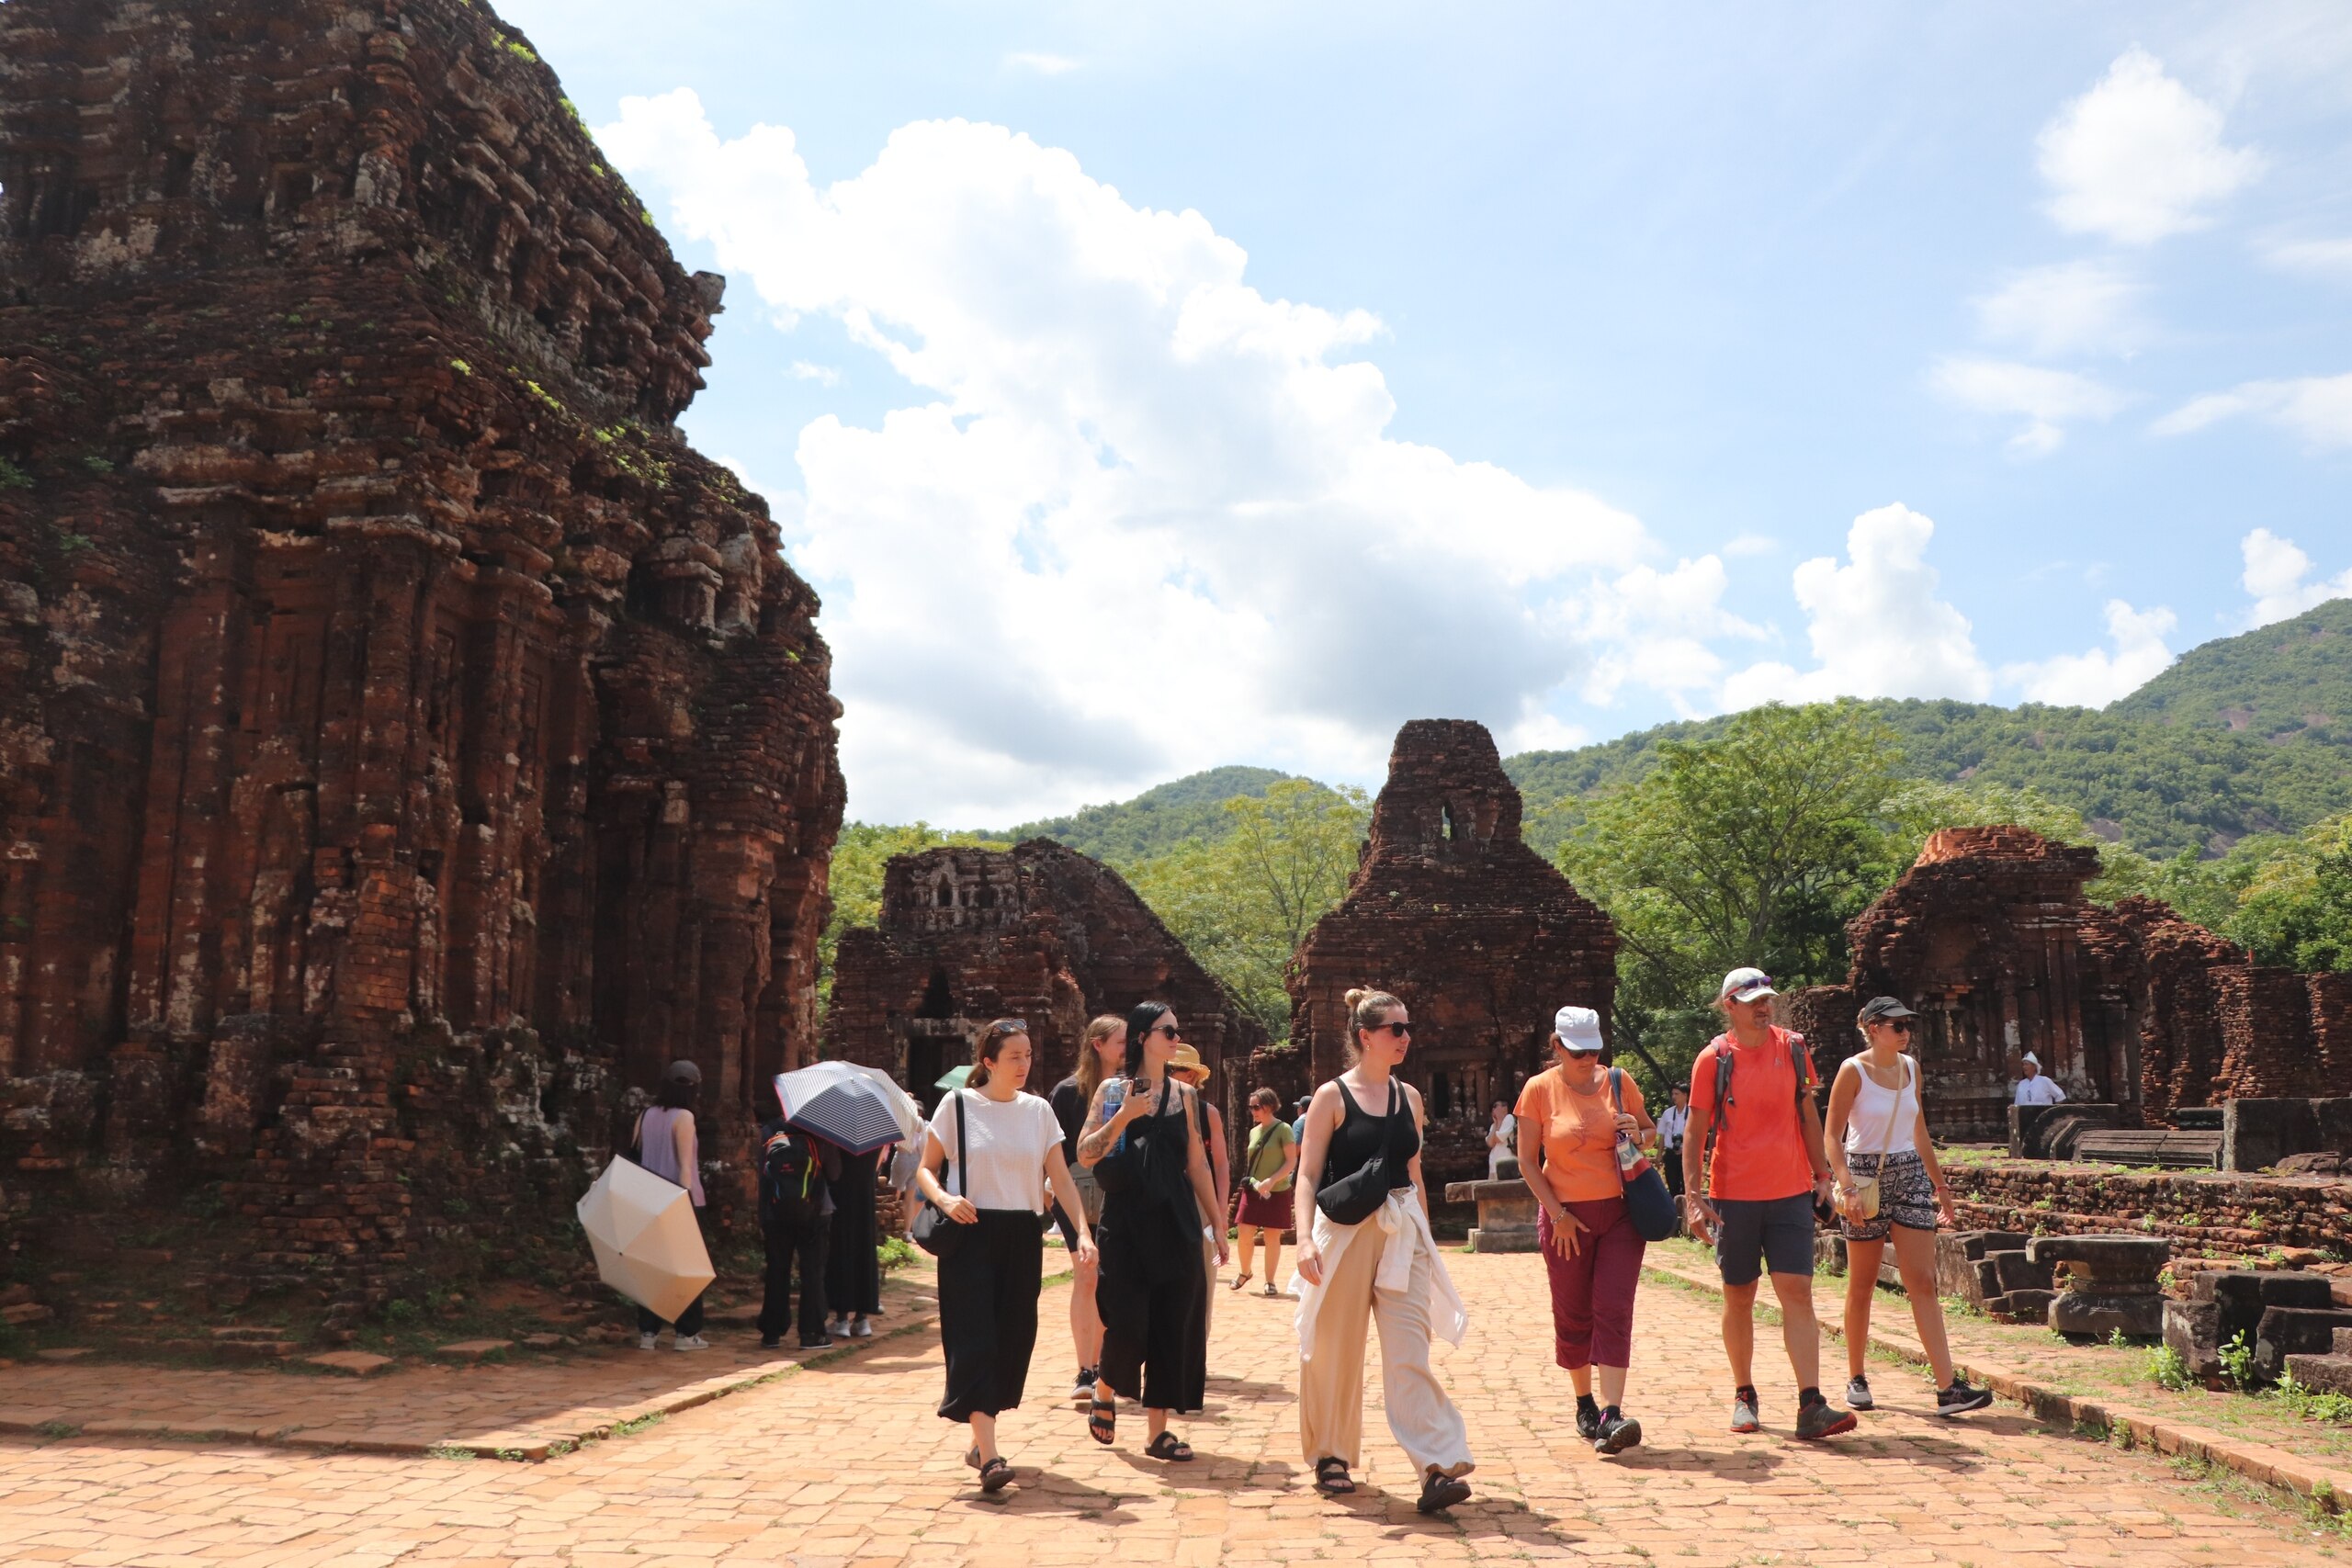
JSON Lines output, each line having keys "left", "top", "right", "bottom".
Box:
{"left": 1169, "top": 1043, "right": 1212, "bottom": 1084}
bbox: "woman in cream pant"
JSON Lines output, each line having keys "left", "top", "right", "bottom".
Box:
{"left": 1296, "top": 1204, "right": 1474, "bottom": 1483}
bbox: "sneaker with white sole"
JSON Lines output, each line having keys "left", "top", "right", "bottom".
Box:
{"left": 851, "top": 1317, "right": 874, "bottom": 1338}
{"left": 1729, "top": 1387, "right": 1760, "bottom": 1433}
{"left": 1936, "top": 1377, "right": 1993, "bottom": 1416}
{"left": 673, "top": 1333, "right": 711, "bottom": 1352}
{"left": 1594, "top": 1412, "right": 1643, "bottom": 1455}
{"left": 638, "top": 1332, "right": 659, "bottom": 1351}
{"left": 1844, "top": 1374, "right": 1874, "bottom": 1411}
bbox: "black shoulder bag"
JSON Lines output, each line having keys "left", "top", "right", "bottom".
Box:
{"left": 1316, "top": 1081, "right": 1405, "bottom": 1226}
{"left": 911, "top": 1091, "right": 971, "bottom": 1259}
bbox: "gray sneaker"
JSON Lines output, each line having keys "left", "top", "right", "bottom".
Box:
{"left": 1729, "top": 1388, "right": 1760, "bottom": 1433}
{"left": 1844, "top": 1374, "right": 1874, "bottom": 1411}
{"left": 1594, "top": 1412, "right": 1643, "bottom": 1455}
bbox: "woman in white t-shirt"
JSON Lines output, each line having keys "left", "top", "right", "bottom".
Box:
{"left": 916, "top": 1018, "right": 1097, "bottom": 1495}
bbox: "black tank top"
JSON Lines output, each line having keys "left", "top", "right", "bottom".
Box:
{"left": 1322, "top": 1078, "right": 1419, "bottom": 1192}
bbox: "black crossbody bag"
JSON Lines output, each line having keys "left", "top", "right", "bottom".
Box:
{"left": 911, "top": 1091, "right": 970, "bottom": 1259}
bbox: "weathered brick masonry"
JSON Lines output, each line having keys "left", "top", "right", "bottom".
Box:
{"left": 1945, "top": 1161, "right": 2352, "bottom": 1258}
{"left": 0, "top": 0, "right": 842, "bottom": 1312}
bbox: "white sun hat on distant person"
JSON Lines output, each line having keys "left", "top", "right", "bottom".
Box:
{"left": 1716, "top": 966, "right": 1776, "bottom": 1005}
{"left": 1554, "top": 1005, "right": 1605, "bottom": 1055}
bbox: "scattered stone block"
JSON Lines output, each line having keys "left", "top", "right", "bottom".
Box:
{"left": 2165, "top": 1299, "right": 2225, "bottom": 1385}
{"left": 518, "top": 1333, "right": 573, "bottom": 1350}
{"left": 307, "top": 1351, "right": 394, "bottom": 1378}
{"left": 2284, "top": 1353, "right": 2352, "bottom": 1395}
{"left": 2254, "top": 1306, "right": 2352, "bottom": 1384}
{"left": 1442, "top": 1179, "right": 1540, "bottom": 1254}
{"left": 435, "top": 1338, "right": 514, "bottom": 1362}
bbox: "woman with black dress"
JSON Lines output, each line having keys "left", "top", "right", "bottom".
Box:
{"left": 916, "top": 1020, "right": 1097, "bottom": 1494}
{"left": 1291, "top": 988, "right": 1474, "bottom": 1514}
{"left": 1075, "top": 1001, "right": 1227, "bottom": 1461}
{"left": 823, "top": 1144, "right": 884, "bottom": 1339}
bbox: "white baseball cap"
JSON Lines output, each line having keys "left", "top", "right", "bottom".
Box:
{"left": 1717, "top": 966, "right": 1776, "bottom": 1005}
{"left": 1554, "top": 1005, "right": 1605, "bottom": 1054}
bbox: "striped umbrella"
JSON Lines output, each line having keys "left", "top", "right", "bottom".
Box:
{"left": 774, "top": 1061, "right": 924, "bottom": 1156}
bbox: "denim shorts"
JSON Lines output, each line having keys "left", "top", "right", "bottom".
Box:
{"left": 1714, "top": 1192, "right": 1816, "bottom": 1285}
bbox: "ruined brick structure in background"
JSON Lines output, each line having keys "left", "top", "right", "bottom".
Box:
{"left": 0, "top": 0, "right": 842, "bottom": 1314}
{"left": 1286, "top": 720, "right": 1618, "bottom": 1188}
{"left": 1818, "top": 829, "right": 2343, "bottom": 1143}
{"left": 825, "top": 841, "right": 1266, "bottom": 1121}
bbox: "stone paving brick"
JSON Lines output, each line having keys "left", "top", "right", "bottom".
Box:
{"left": 0, "top": 1253, "right": 2342, "bottom": 1564}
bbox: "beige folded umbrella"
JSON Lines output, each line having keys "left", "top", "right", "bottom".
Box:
{"left": 577, "top": 1156, "right": 715, "bottom": 1324}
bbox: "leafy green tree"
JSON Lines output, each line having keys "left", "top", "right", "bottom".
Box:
{"left": 2223, "top": 814, "right": 2352, "bottom": 972}
{"left": 1125, "top": 780, "right": 1369, "bottom": 1036}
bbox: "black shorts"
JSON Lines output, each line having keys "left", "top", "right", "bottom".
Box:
{"left": 1714, "top": 1192, "right": 1815, "bottom": 1286}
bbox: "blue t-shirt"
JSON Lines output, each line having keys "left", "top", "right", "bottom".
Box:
{"left": 1291, "top": 1114, "right": 1307, "bottom": 1147}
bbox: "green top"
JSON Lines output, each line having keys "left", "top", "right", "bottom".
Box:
{"left": 1245, "top": 1119, "right": 1295, "bottom": 1188}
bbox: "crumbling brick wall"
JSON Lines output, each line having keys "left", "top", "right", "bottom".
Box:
{"left": 1285, "top": 720, "right": 1618, "bottom": 1190}
{"left": 825, "top": 840, "right": 1265, "bottom": 1111}
{"left": 1944, "top": 1162, "right": 2352, "bottom": 1259}
{"left": 0, "top": 0, "right": 842, "bottom": 1312}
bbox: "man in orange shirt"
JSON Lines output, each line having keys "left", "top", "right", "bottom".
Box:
{"left": 1680, "top": 967, "right": 1853, "bottom": 1440}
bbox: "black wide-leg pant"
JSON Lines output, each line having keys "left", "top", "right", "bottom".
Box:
{"left": 1095, "top": 1215, "right": 1207, "bottom": 1414}
{"left": 760, "top": 1211, "right": 830, "bottom": 1344}
{"left": 936, "top": 1209, "right": 1043, "bottom": 1422}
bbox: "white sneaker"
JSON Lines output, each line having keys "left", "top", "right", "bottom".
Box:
{"left": 673, "top": 1334, "right": 711, "bottom": 1352}
{"left": 638, "top": 1332, "right": 659, "bottom": 1351}
{"left": 851, "top": 1317, "right": 874, "bottom": 1338}
{"left": 824, "top": 1317, "right": 846, "bottom": 1337}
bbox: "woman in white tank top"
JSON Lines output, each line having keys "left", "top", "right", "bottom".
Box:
{"left": 1820, "top": 998, "right": 1991, "bottom": 1419}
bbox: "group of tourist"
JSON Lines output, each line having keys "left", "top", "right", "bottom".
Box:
{"left": 633, "top": 962, "right": 1997, "bottom": 1508}
{"left": 628, "top": 1061, "right": 891, "bottom": 1357}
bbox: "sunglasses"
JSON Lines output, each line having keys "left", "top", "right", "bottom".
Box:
{"left": 1363, "top": 1021, "right": 1413, "bottom": 1038}
{"left": 1146, "top": 1022, "right": 1182, "bottom": 1041}
{"left": 983, "top": 1019, "right": 1029, "bottom": 1037}
{"left": 1874, "top": 1018, "right": 1914, "bottom": 1034}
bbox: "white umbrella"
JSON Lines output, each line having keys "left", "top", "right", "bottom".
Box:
{"left": 577, "top": 1156, "right": 714, "bottom": 1323}
{"left": 775, "top": 1061, "right": 925, "bottom": 1155}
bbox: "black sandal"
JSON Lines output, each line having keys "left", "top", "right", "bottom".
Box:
{"left": 1144, "top": 1430, "right": 1194, "bottom": 1461}
{"left": 1088, "top": 1393, "right": 1116, "bottom": 1446}
{"left": 1314, "top": 1456, "right": 1354, "bottom": 1495}
{"left": 978, "top": 1456, "right": 1013, "bottom": 1494}
{"left": 1417, "top": 1466, "right": 1472, "bottom": 1515}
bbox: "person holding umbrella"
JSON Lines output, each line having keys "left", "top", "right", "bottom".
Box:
{"left": 633, "top": 1060, "right": 711, "bottom": 1351}
{"left": 915, "top": 1019, "right": 1097, "bottom": 1495}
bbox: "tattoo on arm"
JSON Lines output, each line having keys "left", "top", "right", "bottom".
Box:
{"left": 1075, "top": 1081, "right": 1123, "bottom": 1166}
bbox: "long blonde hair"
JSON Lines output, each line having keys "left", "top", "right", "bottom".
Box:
{"left": 1343, "top": 987, "right": 1403, "bottom": 1063}
{"left": 1075, "top": 1014, "right": 1124, "bottom": 1102}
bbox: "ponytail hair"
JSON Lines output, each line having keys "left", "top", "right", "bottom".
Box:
{"left": 967, "top": 1018, "right": 1029, "bottom": 1090}
{"left": 1343, "top": 987, "right": 1403, "bottom": 1063}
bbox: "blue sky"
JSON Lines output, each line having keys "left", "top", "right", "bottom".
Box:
{"left": 501, "top": 1, "right": 2352, "bottom": 825}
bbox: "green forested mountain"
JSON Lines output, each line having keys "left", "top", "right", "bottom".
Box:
{"left": 1507, "top": 601, "right": 2352, "bottom": 860}
{"left": 995, "top": 764, "right": 1304, "bottom": 863}
{"left": 2109, "top": 598, "right": 2352, "bottom": 739}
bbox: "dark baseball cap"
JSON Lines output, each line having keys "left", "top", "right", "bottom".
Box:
{"left": 662, "top": 1058, "right": 704, "bottom": 1086}
{"left": 1856, "top": 997, "right": 1917, "bottom": 1025}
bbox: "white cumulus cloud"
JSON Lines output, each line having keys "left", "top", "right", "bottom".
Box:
{"left": 2037, "top": 48, "right": 2262, "bottom": 245}
{"left": 2260, "top": 236, "right": 2352, "bottom": 284}
{"left": 1721, "top": 504, "right": 1993, "bottom": 711}
{"left": 1973, "top": 260, "right": 2148, "bottom": 357}
{"left": 1571, "top": 555, "right": 1766, "bottom": 714}
{"left": 1932, "top": 356, "right": 2129, "bottom": 456}
{"left": 2002, "top": 599, "right": 2177, "bottom": 706}
{"left": 2153, "top": 373, "right": 2352, "bottom": 449}
{"left": 1006, "top": 51, "right": 1081, "bottom": 75}
{"left": 599, "top": 92, "right": 1662, "bottom": 821}
{"left": 2241, "top": 528, "right": 2352, "bottom": 626}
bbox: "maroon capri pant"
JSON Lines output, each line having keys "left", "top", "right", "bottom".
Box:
{"left": 1537, "top": 1196, "right": 1645, "bottom": 1370}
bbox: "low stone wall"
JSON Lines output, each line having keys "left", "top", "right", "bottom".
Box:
{"left": 1943, "top": 1159, "right": 2352, "bottom": 1259}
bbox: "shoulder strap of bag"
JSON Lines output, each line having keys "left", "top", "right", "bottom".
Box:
{"left": 1609, "top": 1068, "right": 1632, "bottom": 1190}
{"left": 1789, "top": 1029, "right": 1810, "bottom": 1114}
{"left": 949, "top": 1090, "right": 968, "bottom": 1198}
{"left": 1703, "top": 1043, "right": 1735, "bottom": 1164}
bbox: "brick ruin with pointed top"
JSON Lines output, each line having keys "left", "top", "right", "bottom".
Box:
{"left": 0, "top": 0, "right": 842, "bottom": 1321}
{"left": 823, "top": 840, "right": 1267, "bottom": 1119}
{"left": 1285, "top": 719, "right": 1619, "bottom": 1188}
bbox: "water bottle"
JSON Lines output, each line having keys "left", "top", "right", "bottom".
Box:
{"left": 1616, "top": 1131, "right": 1640, "bottom": 1173}
{"left": 1101, "top": 1077, "right": 1125, "bottom": 1117}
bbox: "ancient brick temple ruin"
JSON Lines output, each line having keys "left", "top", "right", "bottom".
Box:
{"left": 0, "top": 0, "right": 842, "bottom": 1313}
{"left": 1791, "top": 828, "right": 2350, "bottom": 1144}
{"left": 825, "top": 841, "right": 1265, "bottom": 1113}
{"left": 1285, "top": 720, "right": 1619, "bottom": 1186}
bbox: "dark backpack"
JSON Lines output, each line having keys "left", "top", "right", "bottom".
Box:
{"left": 759, "top": 1123, "right": 821, "bottom": 1224}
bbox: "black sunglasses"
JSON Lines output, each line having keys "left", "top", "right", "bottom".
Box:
{"left": 1875, "top": 1018, "right": 1914, "bottom": 1034}
{"left": 1363, "top": 1021, "right": 1413, "bottom": 1038}
{"left": 1146, "top": 1021, "right": 1182, "bottom": 1041}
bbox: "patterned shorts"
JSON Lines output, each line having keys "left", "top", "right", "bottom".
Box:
{"left": 1840, "top": 1150, "right": 1938, "bottom": 1241}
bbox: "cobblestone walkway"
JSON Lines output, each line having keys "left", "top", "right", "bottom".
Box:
{"left": 1, "top": 1251, "right": 2340, "bottom": 1566}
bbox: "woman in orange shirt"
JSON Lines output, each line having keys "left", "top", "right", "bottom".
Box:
{"left": 1514, "top": 1005, "right": 1655, "bottom": 1455}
